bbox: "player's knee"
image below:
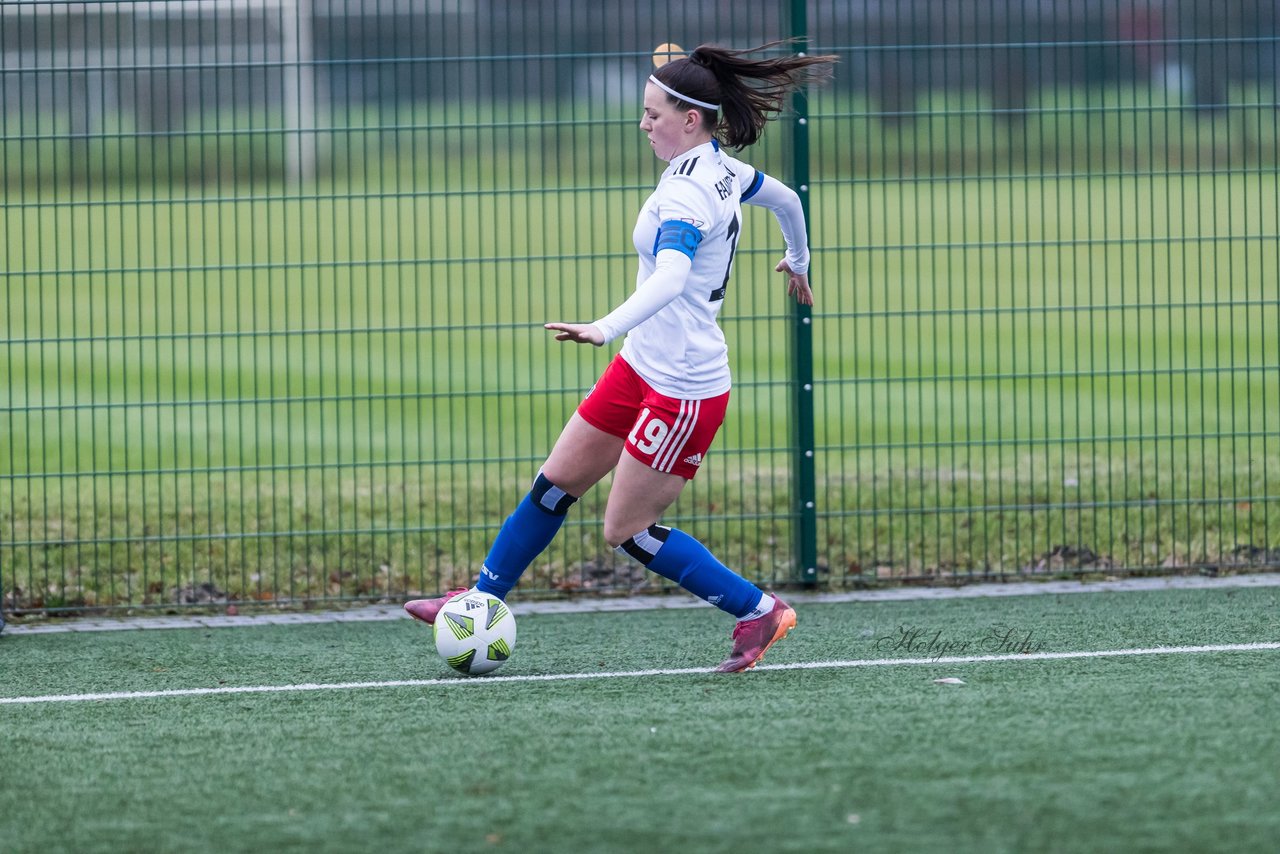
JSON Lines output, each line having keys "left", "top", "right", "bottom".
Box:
{"left": 603, "top": 522, "right": 630, "bottom": 550}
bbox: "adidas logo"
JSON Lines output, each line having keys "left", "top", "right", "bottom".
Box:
{"left": 464, "top": 599, "right": 483, "bottom": 611}
{"left": 682, "top": 453, "right": 703, "bottom": 466}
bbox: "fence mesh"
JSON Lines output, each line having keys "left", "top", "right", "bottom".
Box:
{"left": 2, "top": 1, "right": 1278, "bottom": 615}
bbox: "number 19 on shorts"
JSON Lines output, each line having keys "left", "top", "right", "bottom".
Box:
{"left": 627, "top": 407, "right": 668, "bottom": 455}
{"left": 622, "top": 397, "right": 723, "bottom": 478}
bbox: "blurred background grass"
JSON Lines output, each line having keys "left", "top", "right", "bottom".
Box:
{"left": 5, "top": 86, "right": 1279, "bottom": 190}
{"left": 4, "top": 147, "right": 1276, "bottom": 608}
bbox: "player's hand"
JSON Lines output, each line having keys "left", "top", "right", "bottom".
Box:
{"left": 776, "top": 260, "right": 814, "bottom": 306}
{"left": 544, "top": 322, "right": 605, "bottom": 346}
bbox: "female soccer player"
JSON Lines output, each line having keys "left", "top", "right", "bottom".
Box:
{"left": 407, "top": 42, "right": 836, "bottom": 672}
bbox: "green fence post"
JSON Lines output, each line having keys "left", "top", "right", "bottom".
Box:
{"left": 788, "top": 4, "right": 819, "bottom": 587}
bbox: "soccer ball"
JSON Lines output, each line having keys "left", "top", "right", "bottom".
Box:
{"left": 433, "top": 590, "right": 517, "bottom": 675}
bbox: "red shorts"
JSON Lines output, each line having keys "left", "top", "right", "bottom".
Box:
{"left": 577, "top": 355, "right": 729, "bottom": 480}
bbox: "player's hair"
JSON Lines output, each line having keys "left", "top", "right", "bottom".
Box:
{"left": 651, "top": 40, "right": 836, "bottom": 149}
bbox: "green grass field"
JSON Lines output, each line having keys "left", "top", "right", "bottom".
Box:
{"left": 6, "top": 170, "right": 1276, "bottom": 460}
{"left": 3, "top": 584, "right": 1279, "bottom": 852}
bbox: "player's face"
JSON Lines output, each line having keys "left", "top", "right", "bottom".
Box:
{"left": 640, "top": 82, "right": 696, "bottom": 162}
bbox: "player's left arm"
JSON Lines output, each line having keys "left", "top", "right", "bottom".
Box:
{"left": 544, "top": 247, "right": 692, "bottom": 346}
{"left": 545, "top": 231, "right": 698, "bottom": 346}
{"left": 548, "top": 180, "right": 715, "bottom": 346}
{"left": 742, "top": 170, "right": 814, "bottom": 306}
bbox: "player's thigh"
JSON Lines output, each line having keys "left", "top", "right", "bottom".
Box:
{"left": 602, "top": 453, "right": 688, "bottom": 547}
{"left": 542, "top": 412, "right": 626, "bottom": 496}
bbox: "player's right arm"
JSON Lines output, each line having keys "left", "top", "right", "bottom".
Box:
{"left": 741, "top": 169, "right": 815, "bottom": 306}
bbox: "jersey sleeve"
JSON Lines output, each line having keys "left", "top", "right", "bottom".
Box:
{"left": 741, "top": 170, "right": 811, "bottom": 276}
{"left": 591, "top": 250, "right": 693, "bottom": 344}
{"left": 740, "top": 165, "right": 765, "bottom": 202}
{"left": 653, "top": 175, "right": 719, "bottom": 254}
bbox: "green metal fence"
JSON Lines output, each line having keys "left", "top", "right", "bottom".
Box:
{"left": 3, "top": 1, "right": 1278, "bottom": 616}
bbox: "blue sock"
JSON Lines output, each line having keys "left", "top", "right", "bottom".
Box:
{"left": 476, "top": 473, "right": 577, "bottom": 599}
{"left": 615, "top": 526, "right": 763, "bottom": 618}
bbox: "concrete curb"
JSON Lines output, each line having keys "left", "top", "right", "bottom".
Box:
{"left": 5, "top": 572, "right": 1279, "bottom": 635}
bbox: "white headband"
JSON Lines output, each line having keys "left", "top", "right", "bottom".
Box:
{"left": 648, "top": 74, "right": 720, "bottom": 111}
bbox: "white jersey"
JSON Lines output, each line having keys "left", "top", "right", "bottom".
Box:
{"left": 618, "top": 139, "right": 748, "bottom": 398}
{"left": 590, "top": 138, "right": 811, "bottom": 399}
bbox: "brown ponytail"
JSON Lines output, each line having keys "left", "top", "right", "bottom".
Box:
{"left": 651, "top": 40, "right": 837, "bottom": 149}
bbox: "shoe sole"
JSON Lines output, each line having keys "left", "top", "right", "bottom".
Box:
{"left": 727, "top": 607, "right": 797, "bottom": 673}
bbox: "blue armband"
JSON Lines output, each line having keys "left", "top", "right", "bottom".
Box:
{"left": 652, "top": 219, "right": 703, "bottom": 260}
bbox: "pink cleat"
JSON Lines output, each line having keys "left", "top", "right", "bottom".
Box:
{"left": 715, "top": 596, "right": 797, "bottom": 673}
{"left": 404, "top": 588, "right": 469, "bottom": 625}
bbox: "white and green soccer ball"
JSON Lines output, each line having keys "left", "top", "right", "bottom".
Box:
{"left": 433, "top": 590, "right": 516, "bottom": 675}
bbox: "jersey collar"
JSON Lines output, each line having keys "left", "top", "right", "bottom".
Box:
{"left": 663, "top": 139, "right": 721, "bottom": 178}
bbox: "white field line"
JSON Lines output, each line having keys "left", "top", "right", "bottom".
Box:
{"left": 3, "top": 641, "right": 1277, "bottom": 706}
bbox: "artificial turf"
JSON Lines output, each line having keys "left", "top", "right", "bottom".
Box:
{"left": 2, "top": 585, "right": 1278, "bottom": 853}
